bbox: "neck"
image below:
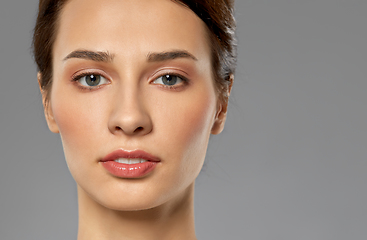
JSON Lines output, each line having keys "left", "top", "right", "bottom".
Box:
{"left": 76, "top": 183, "right": 197, "bottom": 240}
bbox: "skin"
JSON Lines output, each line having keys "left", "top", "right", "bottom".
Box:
{"left": 40, "top": 0, "right": 231, "bottom": 239}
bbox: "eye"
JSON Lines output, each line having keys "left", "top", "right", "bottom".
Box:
{"left": 153, "top": 74, "right": 185, "bottom": 86}
{"left": 76, "top": 73, "right": 109, "bottom": 87}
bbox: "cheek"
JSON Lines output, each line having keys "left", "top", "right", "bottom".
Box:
{"left": 50, "top": 89, "right": 109, "bottom": 169}
{"left": 152, "top": 86, "right": 217, "bottom": 169}
{"left": 172, "top": 98, "right": 214, "bottom": 150}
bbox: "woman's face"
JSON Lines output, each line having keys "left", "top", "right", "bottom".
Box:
{"left": 45, "top": 0, "right": 227, "bottom": 210}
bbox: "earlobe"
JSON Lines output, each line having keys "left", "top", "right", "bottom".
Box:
{"left": 45, "top": 108, "right": 60, "bottom": 134}
{"left": 38, "top": 72, "right": 59, "bottom": 133}
{"left": 211, "top": 74, "right": 234, "bottom": 135}
{"left": 211, "top": 104, "right": 227, "bottom": 135}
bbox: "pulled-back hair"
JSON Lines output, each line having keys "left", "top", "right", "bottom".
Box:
{"left": 33, "top": 0, "right": 237, "bottom": 105}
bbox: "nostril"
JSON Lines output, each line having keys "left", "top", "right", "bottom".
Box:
{"left": 134, "top": 127, "right": 144, "bottom": 133}
{"left": 115, "top": 126, "right": 122, "bottom": 131}
{"left": 112, "top": 125, "right": 146, "bottom": 135}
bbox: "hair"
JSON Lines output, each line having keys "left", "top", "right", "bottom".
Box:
{"left": 33, "top": 0, "right": 237, "bottom": 105}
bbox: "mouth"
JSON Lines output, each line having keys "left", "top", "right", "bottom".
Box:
{"left": 100, "top": 149, "right": 160, "bottom": 178}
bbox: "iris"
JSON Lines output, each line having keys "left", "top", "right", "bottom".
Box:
{"left": 85, "top": 74, "right": 101, "bottom": 86}
{"left": 161, "top": 74, "right": 179, "bottom": 86}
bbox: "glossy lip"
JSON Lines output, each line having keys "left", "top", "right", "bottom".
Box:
{"left": 100, "top": 149, "right": 160, "bottom": 178}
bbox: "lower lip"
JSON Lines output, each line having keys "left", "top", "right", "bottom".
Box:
{"left": 101, "top": 161, "right": 158, "bottom": 178}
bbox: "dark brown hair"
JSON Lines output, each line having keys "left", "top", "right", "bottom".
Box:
{"left": 33, "top": 0, "right": 237, "bottom": 105}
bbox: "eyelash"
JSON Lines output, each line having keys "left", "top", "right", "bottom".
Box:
{"left": 71, "top": 71, "right": 189, "bottom": 91}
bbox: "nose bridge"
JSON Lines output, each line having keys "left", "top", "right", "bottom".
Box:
{"left": 108, "top": 76, "right": 152, "bottom": 136}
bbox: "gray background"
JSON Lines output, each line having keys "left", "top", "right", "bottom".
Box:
{"left": 1, "top": 0, "right": 366, "bottom": 239}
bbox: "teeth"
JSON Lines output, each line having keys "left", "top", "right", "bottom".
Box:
{"left": 114, "top": 158, "right": 147, "bottom": 164}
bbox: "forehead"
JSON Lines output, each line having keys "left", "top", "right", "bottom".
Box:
{"left": 54, "top": 0, "right": 210, "bottom": 61}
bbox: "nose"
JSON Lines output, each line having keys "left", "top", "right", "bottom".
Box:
{"left": 108, "top": 91, "right": 153, "bottom": 136}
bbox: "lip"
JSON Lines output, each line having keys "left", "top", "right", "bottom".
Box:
{"left": 100, "top": 149, "right": 160, "bottom": 178}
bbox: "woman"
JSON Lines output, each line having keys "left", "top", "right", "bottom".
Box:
{"left": 33, "top": 0, "right": 237, "bottom": 239}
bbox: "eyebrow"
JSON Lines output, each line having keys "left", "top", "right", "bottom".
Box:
{"left": 63, "top": 50, "right": 114, "bottom": 62}
{"left": 147, "top": 50, "right": 198, "bottom": 62}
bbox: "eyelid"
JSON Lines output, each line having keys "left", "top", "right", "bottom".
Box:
{"left": 71, "top": 69, "right": 110, "bottom": 82}
{"left": 150, "top": 67, "right": 189, "bottom": 77}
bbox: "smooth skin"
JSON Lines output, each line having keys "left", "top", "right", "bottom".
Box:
{"left": 40, "top": 0, "right": 230, "bottom": 239}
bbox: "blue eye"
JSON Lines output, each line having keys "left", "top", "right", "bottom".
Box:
{"left": 153, "top": 74, "right": 184, "bottom": 86}
{"left": 77, "top": 74, "right": 108, "bottom": 87}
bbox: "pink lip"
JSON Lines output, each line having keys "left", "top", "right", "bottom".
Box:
{"left": 100, "top": 149, "right": 160, "bottom": 178}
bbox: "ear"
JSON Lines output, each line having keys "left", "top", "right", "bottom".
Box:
{"left": 38, "top": 72, "right": 59, "bottom": 133}
{"left": 211, "top": 74, "right": 234, "bottom": 135}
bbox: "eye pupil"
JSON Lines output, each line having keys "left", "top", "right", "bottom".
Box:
{"left": 162, "top": 75, "right": 177, "bottom": 86}
{"left": 85, "top": 74, "right": 101, "bottom": 86}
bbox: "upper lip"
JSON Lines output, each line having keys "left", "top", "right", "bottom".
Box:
{"left": 100, "top": 149, "right": 161, "bottom": 162}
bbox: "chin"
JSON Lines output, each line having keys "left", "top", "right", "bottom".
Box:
{"left": 77, "top": 180, "right": 177, "bottom": 212}
{"left": 100, "top": 200, "right": 158, "bottom": 212}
